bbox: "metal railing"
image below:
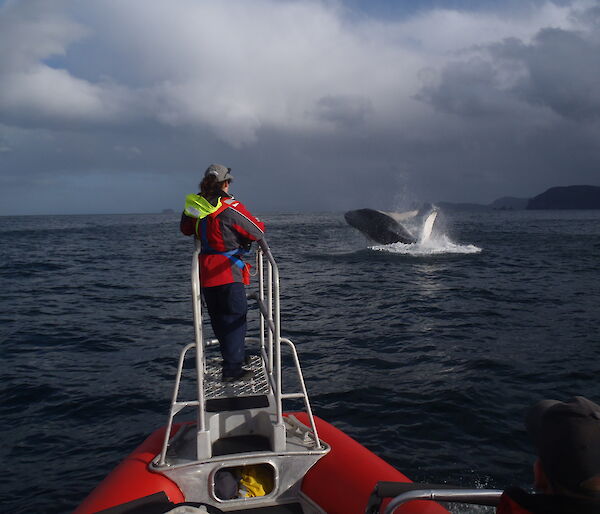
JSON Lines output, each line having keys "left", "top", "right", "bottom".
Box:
{"left": 254, "top": 239, "right": 321, "bottom": 449}
{"left": 384, "top": 489, "right": 502, "bottom": 513}
{"left": 157, "top": 238, "right": 321, "bottom": 465}
{"left": 365, "top": 481, "right": 502, "bottom": 514}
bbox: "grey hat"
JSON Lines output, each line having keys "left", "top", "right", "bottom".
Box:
{"left": 204, "top": 163, "right": 233, "bottom": 182}
{"left": 526, "top": 396, "right": 600, "bottom": 495}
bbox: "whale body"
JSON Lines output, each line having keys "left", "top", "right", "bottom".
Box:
{"left": 344, "top": 208, "right": 439, "bottom": 245}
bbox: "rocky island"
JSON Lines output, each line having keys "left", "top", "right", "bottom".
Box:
{"left": 438, "top": 185, "right": 600, "bottom": 211}
{"left": 526, "top": 185, "right": 600, "bottom": 210}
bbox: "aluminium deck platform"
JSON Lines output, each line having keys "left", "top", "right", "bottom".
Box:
{"left": 204, "top": 354, "right": 270, "bottom": 400}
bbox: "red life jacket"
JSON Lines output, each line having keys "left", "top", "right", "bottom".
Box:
{"left": 180, "top": 195, "right": 265, "bottom": 287}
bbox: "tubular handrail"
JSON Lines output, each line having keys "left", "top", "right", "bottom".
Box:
{"left": 280, "top": 338, "right": 321, "bottom": 449}
{"left": 384, "top": 489, "right": 503, "bottom": 514}
{"left": 257, "top": 239, "right": 280, "bottom": 414}
{"left": 365, "top": 481, "right": 503, "bottom": 514}
{"left": 157, "top": 342, "right": 196, "bottom": 466}
{"left": 158, "top": 237, "right": 322, "bottom": 464}
{"left": 254, "top": 239, "right": 321, "bottom": 448}
{"left": 191, "top": 241, "right": 206, "bottom": 434}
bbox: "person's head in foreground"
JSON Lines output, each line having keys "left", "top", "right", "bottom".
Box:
{"left": 526, "top": 395, "right": 600, "bottom": 499}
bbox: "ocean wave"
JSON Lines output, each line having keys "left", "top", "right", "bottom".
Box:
{"left": 369, "top": 235, "right": 482, "bottom": 255}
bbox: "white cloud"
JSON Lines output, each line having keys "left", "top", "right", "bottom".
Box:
{"left": 390, "top": 1, "right": 578, "bottom": 55}
{"left": 0, "top": 0, "right": 87, "bottom": 71}
{"left": 0, "top": 0, "right": 133, "bottom": 127}
{"left": 1, "top": 0, "right": 591, "bottom": 142}
{"left": 0, "top": 0, "right": 599, "bottom": 212}
{"left": 0, "top": 66, "right": 125, "bottom": 124}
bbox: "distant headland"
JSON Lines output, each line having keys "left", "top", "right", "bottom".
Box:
{"left": 438, "top": 185, "right": 600, "bottom": 211}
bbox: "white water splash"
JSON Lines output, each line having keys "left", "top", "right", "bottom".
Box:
{"left": 370, "top": 234, "right": 482, "bottom": 255}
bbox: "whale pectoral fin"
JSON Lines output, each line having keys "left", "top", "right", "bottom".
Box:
{"left": 420, "top": 210, "right": 438, "bottom": 243}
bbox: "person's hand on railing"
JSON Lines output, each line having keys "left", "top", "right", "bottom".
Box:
{"left": 240, "top": 238, "right": 253, "bottom": 251}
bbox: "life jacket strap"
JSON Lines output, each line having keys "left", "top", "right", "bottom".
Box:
{"left": 198, "top": 213, "right": 249, "bottom": 269}
{"left": 202, "top": 247, "right": 250, "bottom": 269}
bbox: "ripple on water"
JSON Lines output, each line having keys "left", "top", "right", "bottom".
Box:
{"left": 2, "top": 211, "right": 600, "bottom": 513}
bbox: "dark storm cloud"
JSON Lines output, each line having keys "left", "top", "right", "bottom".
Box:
{"left": 314, "top": 95, "right": 373, "bottom": 128}
{"left": 495, "top": 28, "right": 600, "bottom": 121}
{"left": 420, "top": 10, "right": 600, "bottom": 122}
{"left": 0, "top": 0, "right": 599, "bottom": 215}
{"left": 417, "top": 57, "right": 520, "bottom": 118}
{"left": 410, "top": 3, "right": 600, "bottom": 205}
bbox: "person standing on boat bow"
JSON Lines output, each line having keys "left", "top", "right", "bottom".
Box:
{"left": 180, "top": 164, "right": 265, "bottom": 382}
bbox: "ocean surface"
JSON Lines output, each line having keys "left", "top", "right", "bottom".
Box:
{"left": 1, "top": 210, "right": 599, "bottom": 513}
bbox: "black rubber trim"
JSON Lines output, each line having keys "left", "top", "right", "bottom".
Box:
{"left": 96, "top": 492, "right": 300, "bottom": 514}
{"left": 206, "top": 395, "right": 269, "bottom": 412}
{"left": 96, "top": 492, "right": 224, "bottom": 514}
{"left": 212, "top": 434, "right": 271, "bottom": 456}
{"left": 227, "top": 503, "right": 303, "bottom": 513}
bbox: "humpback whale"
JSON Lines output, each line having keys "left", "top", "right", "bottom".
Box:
{"left": 344, "top": 208, "right": 439, "bottom": 245}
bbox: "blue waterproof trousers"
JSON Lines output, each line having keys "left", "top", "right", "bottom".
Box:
{"left": 202, "top": 282, "right": 247, "bottom": 377}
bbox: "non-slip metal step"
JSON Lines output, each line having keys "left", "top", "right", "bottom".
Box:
{"left": 204, "top": 354, "right": 271, "bottom": 399}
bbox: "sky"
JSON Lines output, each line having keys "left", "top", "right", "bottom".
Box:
{"left": 0, "top": 0, "right": 599, "bottom": 215}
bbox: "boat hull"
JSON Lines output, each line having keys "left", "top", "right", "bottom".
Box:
{"left": 75, "top": 415, "right": 446, "bottom": 514}
{"left": 74, "top": 424, "right": 186, "bottom": 514}
{"left": 297, "top": 413, "right": 446, "bottom": 514}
